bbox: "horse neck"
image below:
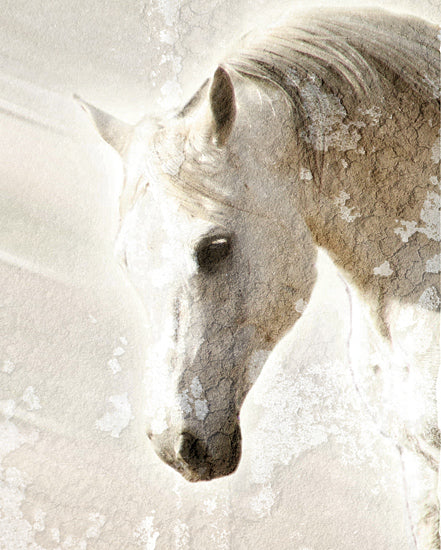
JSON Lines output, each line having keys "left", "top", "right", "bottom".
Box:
{"left": 289, "top": 82, "right": 440, "bottom": 328}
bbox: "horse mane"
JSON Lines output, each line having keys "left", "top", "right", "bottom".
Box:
{"left": 224, "top": 9, "right": 440, "bottom": 109}
{"left": 131, "top": 9, "right": 440, "bottom": 220}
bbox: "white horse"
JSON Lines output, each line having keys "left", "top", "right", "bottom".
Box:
{"left": 78, "top": 8, "right": 440, "bottom": 548}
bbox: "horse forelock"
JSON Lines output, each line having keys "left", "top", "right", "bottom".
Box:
{"left": 120, "top": 115, "right": 236, "bottom": 223}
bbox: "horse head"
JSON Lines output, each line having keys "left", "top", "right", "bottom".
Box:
{"left": 79, "top": 66, "right": 317, "bottom": 481}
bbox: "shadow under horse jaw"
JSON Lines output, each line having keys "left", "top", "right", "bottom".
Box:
{"left": 78, "top": 7, "right": 440, "bottom": 548}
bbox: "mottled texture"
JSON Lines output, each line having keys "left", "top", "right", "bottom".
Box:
{"left": 83, "top": 8, "right": 440, "bottom": 548}
{"left": 1, "top": 1, "right": 440, "bottom": 549}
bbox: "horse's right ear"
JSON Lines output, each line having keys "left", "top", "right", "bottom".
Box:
{"left": 74, "top": 95, "right": 134, "bottom": 157}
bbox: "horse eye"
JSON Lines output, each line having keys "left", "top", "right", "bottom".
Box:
{"left": 196, "top": 236, "right": 232, "bottom": 270}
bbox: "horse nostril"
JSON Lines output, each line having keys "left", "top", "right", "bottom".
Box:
{"left": 175, "top": 432, "right": 207, "bottom": 466}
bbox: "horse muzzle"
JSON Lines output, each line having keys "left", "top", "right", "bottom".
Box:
{"left": 147, "top": 423, "right": 242, "bottom": 482}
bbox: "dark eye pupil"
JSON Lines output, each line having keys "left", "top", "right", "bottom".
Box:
{"left": 197, "top": 237, "right": 231, "bottom": 270}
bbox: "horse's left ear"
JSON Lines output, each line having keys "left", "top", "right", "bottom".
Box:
{"left": 74, "top": 95, "right": 134, "bottom": 157}
{"left": 208, "top": 66, "right": 236, "bottom": 146}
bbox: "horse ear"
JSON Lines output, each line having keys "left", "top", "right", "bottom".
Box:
{"left": 74, "top": 95, "right": 134, "bottom": 157}
{"left": 208, "top": 67, "right": 236, "bottom": 146}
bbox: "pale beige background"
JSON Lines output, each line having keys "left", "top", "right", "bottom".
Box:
{"left": 0, "top": 1, "right": 439, "bottom": 549}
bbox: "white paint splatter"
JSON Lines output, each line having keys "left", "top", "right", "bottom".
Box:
{"left": 295, "top": 298, "right": 308, "bottom": 313}
{"left": 394, "top": 191, "right": 440, "bottom": 242}
{"left": 95, "top": 393, "right": 133, "bottom": 437}
{"left": 119, "top": 336, "right": 128, "bottom": 346}
{"left": 426, "top": 253, "right": 440, "bottom": 273}
{"left": 178, "top": 390, "right": 193, "bottom": 415}
{"left": 179, "top": 383, "right": 209, "bottom": 420}
{"left": 88, "top": 313, "right": 97, "bottom": 324}
{"left": 113, "top": 346, "right": 125, "bottom": 357}
{"left": 418, "top": 286, "right": 441, "bottom": 311}
{"left": 373, "top": 261, "right": 393, "bottom": 277}
{"left": 293, "top": 75, "right": 364, "bottom": 152}
{"left": 194, "top": 399, "right": 209, "bottom": 421}
{"left": 394, "top": 220, "right": 418, "bottom": 243}
{"left": 334, "top": 191, "right": 361, "bottom": 222}
{"left": 1, "top": 360, "right": 15, "bottom": 374}
{"left": 133, "top": 514, "right": 159, "bottom": 550}
{"left": 22, "top": 387, "right": 41, "bottom": 411}
{"left": 190, "top": 377, "right": 203, "bottom": 399}
{"left": 107, "top": 358, "right": 121, "bottom": 374}
{"left": 299, "top": 167, "right": 312, "bottom": 181}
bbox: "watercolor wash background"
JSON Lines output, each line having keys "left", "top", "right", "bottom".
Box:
{"left": 0, "top": 0, "right": 439, "bottom": 548}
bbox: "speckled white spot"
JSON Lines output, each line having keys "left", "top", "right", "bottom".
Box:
{"left": 113, "top": 346, "right": 125, "bottom": 357}
{"left": 373, "top": 261, "right": 393, "bottom": 277}
{"left": 22, "top": 387, "right": 41, "bottom": 411}
{"left": 394, "top": 220, "right": 418, "bottom": 243}
{"left": 119, "top": 336, "right": 128, "bottom": 346}
{"left": 430, "top": 176, "right": 440, "bottom": 187}
{"left": 2, "top": 360, "right": 15, "bottom": 374}
{"left": 133, "top": 514, "right": 159, "bottom": 550}
{"left": 295, "top": 298, "right": 308, "bottom": 313}
{"left": 107, "top": 358, "right": 121, "bottom": 374}
{"left": 88, "top": 313, "right": 97, "bottom": 324}
{"left": 394, "top": 191, "right": 440, "bottom": 242}
{"left": 292, "top": 74, "right": 364, "bottom": 152}
{"left": 418, "top": 286, "right": 440, "bottom": 311}
{"left": 194, "top": 399, "right": 209, "bottom": 421}
{"left": 190, "top": 377, "right": 203, "bottom": 399}
{"left": 334, "top": 191, "right": 361, "bottom": 222}
{"left": 341, "top": 159, "right": 348, "bottom": 169}
{"left": 299, "top": 167, "right": 312, "bottom": 181}
{"left": 95, "top": 393, "right": 133, "bottom": 437}
{"left": 179, "top": 390, "right": 193, "bottom": 415}
{"left": 426, "top": 254, "right": 440, "bottom": 273}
